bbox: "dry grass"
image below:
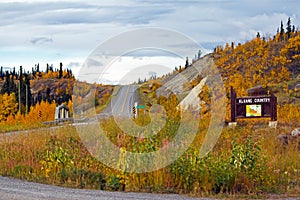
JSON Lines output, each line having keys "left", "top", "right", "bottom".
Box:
{"left": 0, "top": 104, "right": 299, "bottom": 196}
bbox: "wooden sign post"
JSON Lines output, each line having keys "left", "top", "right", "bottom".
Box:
{"left": 230, "top": 87, "right": 277, "bottom": 127}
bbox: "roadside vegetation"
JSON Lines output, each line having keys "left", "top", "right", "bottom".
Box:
{"left": 0, "top": 108, "right": 299, "bottom": 196}
{"left": 0, "top": 18, "right": 300, "bottom": 197}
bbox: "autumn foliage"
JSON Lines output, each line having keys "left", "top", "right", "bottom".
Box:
{"left": 0, "top": 93, "right": 18, "bottom": 121}
{"left": 214, "top": 33, "right": 293, "bottom": 96}
{"left": 2, "top": 100, "right": 56, "bottom": 127}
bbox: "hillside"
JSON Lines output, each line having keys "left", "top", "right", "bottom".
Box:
{"left": 214, "top": 29, "right": 300, "bottom": 96}
{"left": 137, "top": 20, "right": 300, "bottom": 125}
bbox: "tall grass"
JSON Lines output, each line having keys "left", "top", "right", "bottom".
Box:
{"left": 0, "top": 106, "right": 299, "bottom": 196}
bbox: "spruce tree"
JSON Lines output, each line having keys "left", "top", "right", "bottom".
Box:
{"left": 0, "top": 67, "right": 3, "bottom": 80}
{"left": 1, "top": 71, "right": 17, "bottom": 95}
{"left": 1, "top": 71, "right": 11, "bottom": 95}
{"left": 59, "top": 62, "right": 63, "bottom": 79}
{"left": 9, "top": 74, "right": 17, "bottom": 95}
{"left": 280, "top": 20, "right": 285, "bottom": 41}
{"left": 185, "top": 57, "right": 189, "bottom": 69}
{"left": 197, "top": 50, "right": 202, "bottom": 59}
{"left": 46, "top": 64, "right": 49, "bottom": 74}
{"left": 286, "top": 17, "right": 292, "bottom": 39}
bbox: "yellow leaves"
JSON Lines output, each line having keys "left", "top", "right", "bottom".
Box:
{"left": 215, "top": 32, "right": 296, "bottom": 95}
{"left": 280, "top": 34, "right": 300, "bottom": 73}
{"left": 0, "top": 93, "right": 18, "bottom": 122}
{"left": 0, "top": 100, "right": 56, "bottom": 127}
{"left": 284, "top": 35, "right": 300, "bottom": 51}
{"left": 27, "top": 101, "right": 56, "bottom": 123}
{"left": 292, "top": 54, "right": 300, "bottom": 60}
{"left": 66, "top": 100, "right": 73, "bottom": 115}
{"left": 277, "top": 104, "right": 300, "bottom": 125}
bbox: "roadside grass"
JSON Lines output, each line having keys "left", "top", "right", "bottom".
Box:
{"left": 0, "top": 101, "right": 299, "bottom": 197}
{"left": 0, "top": 122, "right": 47, "bottom": 134}
{"left": 0, "top": 87, "right": 299, "bottom": 197}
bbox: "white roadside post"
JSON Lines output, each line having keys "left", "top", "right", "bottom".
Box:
{"left": 134, "top": 102, "right": 138, "bottom": 118}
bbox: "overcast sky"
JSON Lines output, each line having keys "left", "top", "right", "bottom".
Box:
{"left": 0, "top": 0, "right": 299, "bottom": 82}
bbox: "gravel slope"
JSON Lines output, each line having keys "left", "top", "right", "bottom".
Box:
{"left": 156, "top": 55, "right": 213, "bottom": 97}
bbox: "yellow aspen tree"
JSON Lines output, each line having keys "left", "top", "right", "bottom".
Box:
{"left": 0, "top": 93, "right": 18, "bottom": 122}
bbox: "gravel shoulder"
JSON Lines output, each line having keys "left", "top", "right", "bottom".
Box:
{"left": 0, "top": 176, "right": 206, "bottom": 200}
{"left": 1, "top": 174, "right": 300, "bottom": 200}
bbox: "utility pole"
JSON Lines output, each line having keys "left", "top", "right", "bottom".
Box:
{"left": 26, "top": 84, "right": 28, "bottom": 114}
{"left": 18, "top": 81, "right": 21, "bottom": 113}
{"left": 19, "top": 66, "right": 22, "bottom": 113}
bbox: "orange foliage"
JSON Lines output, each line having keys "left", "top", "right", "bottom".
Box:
{"left": 214, "top": 32, "right": 296, "bottom": 96}
{"left": 1, "top": 101, "right": 56, "bottom": 127}
{"left": 26, "top": 101, "right": 56, "bottom": 123}
{"left": 0, "top": 93, "right": 18, "bottom": 122}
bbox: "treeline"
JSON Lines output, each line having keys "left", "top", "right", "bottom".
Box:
{"left": 0, "top": 62, "right": 74, "bottom": 81}
{"left": 0, "top": 63, "right": 75, "bottom": 118}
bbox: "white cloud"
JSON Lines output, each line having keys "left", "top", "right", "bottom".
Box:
{"left": 77, "top": 56, "right": 185, "bottom": 85}
{"left": 0, "top": 0, "right": 300, "bottom": 82}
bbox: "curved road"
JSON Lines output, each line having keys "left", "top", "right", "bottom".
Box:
{"left": 0, "top": 176, "right": 204, "bottom": 200}
{"left": 110, "top": 85, "right": 137, "bottom": 117}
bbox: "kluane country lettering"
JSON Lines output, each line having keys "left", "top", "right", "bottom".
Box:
{"left": 238, "top": 97, "right": 271, "bottom": 104}
{"left": 254, "top": 98, "right": 270, "bottom": 103}
{"left": 238, "top": 98, "right": 252, "bottom": 104}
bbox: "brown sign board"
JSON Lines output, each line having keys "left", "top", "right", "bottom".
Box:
{"left": 231, "top": 87, "right": 277, "bottom": 122}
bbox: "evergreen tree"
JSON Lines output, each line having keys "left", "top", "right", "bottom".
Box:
{"left": 280, "top": 20, "right": 285, "bottom": 41}
{"left": 46, "top": 64, "right": 49, "bottom": 74}
{"left": 46, "top": 87, "right": 52, "bottom": 103}
{"left": 37, "top": 91, "right": 43, "bottom": 104}
{"left": 292, "top": 25, "right": 295, "bottom": 33}
{"left": 12, "top": 67, "right": 16, "bottom": 77}
{"left": 49, "top": 64, "right": 53, "bottom": 72}
{"left": 1, "top": 71, "right": 11, "bottom": 94}
{"left": 0, "top": 67, "right": 3, "bottom": 80}
{"left": 256, "top": 32, "right": 261, "bottom": 38}
{"left": 197, "top": 49, "right": 202, "bottom": 59}
{"left": 286, "top": 17, "right": 292, "bottom": 39}
{"left": 59, "top": 62, "right": 63, "bottom": 79}
{"left": 185, "top": 57, "right": 189, "bottom": 69}
{"left": 9, "top": 74, "right": 17, "bottom": 95}
{"left": 32, "top": 67, "right": 36, "bottom": 78}
{"left": 1, "top": 71, "right": 17, "bottom": 95}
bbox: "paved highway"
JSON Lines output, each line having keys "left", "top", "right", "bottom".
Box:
{"left": 0, "top": 176, "right": 204, "bottom": 200}
{"left": 105, "top": 85, "right": 138, "bottom": 118}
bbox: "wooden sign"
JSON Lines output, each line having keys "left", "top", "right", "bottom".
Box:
{"left": 230, "top": 87, "right": 277, "bottom": 122}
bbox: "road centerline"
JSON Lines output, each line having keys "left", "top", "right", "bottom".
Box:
{"left": 121, "top": 86, "right": 131, "bottom": 113}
